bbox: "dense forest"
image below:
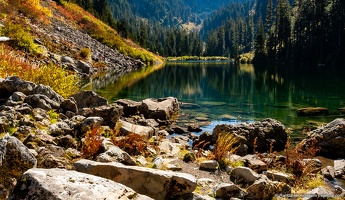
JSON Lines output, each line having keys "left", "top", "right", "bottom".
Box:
{"left": 66, "top": 0, "right": 344, "bottom": 66}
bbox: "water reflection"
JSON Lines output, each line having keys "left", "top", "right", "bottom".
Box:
{"left": 92, "top": 61, "right": 345, "bottom": 138}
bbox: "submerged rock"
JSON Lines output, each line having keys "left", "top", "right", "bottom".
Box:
{"left": 297, "top": 107, "right": 329, "bottom": 116}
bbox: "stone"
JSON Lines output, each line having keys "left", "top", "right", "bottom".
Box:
{"left": 96, "top": 139, "right": 136, "bottom": 165}
{"left": 321, "top": 166, "right": 335, "bottom": 180}
{"left": 117, "top": 119, "right": 154, "bottom": 139}
{"left": 297, "top": 118, "right": 345, "bottom": 158}
{"left": 71, "top": 91, "right": 108, "bottom": 109}
{"left": 199, "top": 160, "right": 218, "bottom": 171}
{"left": 77, "top": 60, "right": 94, "bottom": 74}
{"left": 230, "top": 166, "right": 260, "bottom": 185}
{"left": 213, "top": 118, "right": 287, "bottom": 155}
{"left": 243, "top": 154, "right": 268, "bottom": 173}
{"left": 139, "top": 97, "right": 179, "bottom": 121}
{"left": 172, "top": 125, "right": 188, "bottom": 134}
{"left": 116, "top": 99, "right": 141, "bottom": 116}
{"left": 334, "top": 159, "right": 345, "bottom": 177}
{"left": 74, "top": 159, "right": 197, "bottom": 199}
{"left": 8, "top": 168, "right": 152, "bottom": 200}
{"left": 36, "top": 144, "right": 69, "bottom": 168}
{"left": 24, "top": 94, "right": 60, "bottom": 110}
{"left": 303, "top": 186, "right": 333, "bottom": 200}
{"left": 187, "top": 124, "right": 202, "bottom": 132}
{"left": 0, "top": 36, "right": 10, "bottom": 41}
{"left": 297, "top": 107, "right": 329, "bottom": 116}
{"left": 23, "top": 130, "right": 56, "bottom": 149}
{"left": 5, "top": 91, "right": 26, "bottom": 106}
{"left": 54, "top": 135, "right": 78, "bottom": 149}
{"left": 0, "top": 134, "right": 37, "bottom": 199}
{"left": 61, "top": 56, "right": 75, "bottom": 64}
{"left": 49, "top": 121, "right": 73, "bottom": 136}
{"left": 81, "top": 116, "right": 104, "bottom": 132}
{"left": 0, "top": 76, "right": 36, "bottom": 96}
{"left": 59, "top": 97, "right": 78, "bottom": 114}
{"left": 31, "top": 84, "right": 64, "bottom": 104}
{"left": 214, "top": 183, "right": 246, "bottom": 199}
{"left": 14, "top": 103, "right": 33, "bottom": 115}
{"left": 152, "top": 156, "right": 164, "bottom": 169}
{"left": 265, "top": 171, "right": 293, "bottom": 184}
{"left": 246, "top": 178, "right": 278, "bottom": 200}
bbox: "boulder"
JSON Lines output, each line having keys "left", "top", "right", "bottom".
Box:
{"left": 77, "top": 60, "right": 93, "bottom": 74}
{"left": 74, "top": 159, "right": 197, "bottom": 199}
{"left": 193, "top": 131, "right": 212, "bottom": 150}
{"left": 24, "top": 94, "right": 60, "bottom": 111}
{"left": 81, "top": 116, "right": 104, "bottom": 132}
{"left": 187, "top": 124, "right": 202, "bottom": 132}
{"left": 321, "top": 166, "right": 335, "bottom": 180}
{"left": 265, "top": 171, "right": 294, "bottom": 184}
{"left": 297, "top": 118, "right": 345, "bottom": 158}
{"left": 61, "top": 56, "right": 75, "bottom": 64}
{"left": 246, "top": 178, "right": 279, "bottom": 200}
{"left": 49, "top": 121, "right": 73, "bottom": 136}
{"left": 71, "top": 91, "right": 108, "bottom": 109}
{"left": 243, "top": 154, "right": 268, "bottom": 173}
{"left": 115, "top": 99, "right": 141, "bottom": 116}
{"left": 5, "top": 92, "right": 26, "bottom": 106}
{"left": 199, "top": 160, "right": 218, "bottom": 171}
{"left": 0, "top": 134, "right": 37, "bottom": 199}
{"left": 214, "top": 183, "right": 246, "bottom": 199}
{"left": 303, "top": 186, "right": 333, "bottom": 200}
{"left": 79, "top": 104, "right": 122, "bottom": 128}
{"left": 117, "top": 119, "right": 154, "bottom": 139}
{"left": 139, "top": 97, "right": 179, "bottom": 122}
{"left": 36, "top": 144, "right": 70, "bottom": 168}
{"left": 213, "top": 119, "right": 287, "bottom": 155}
{"left": 54, "top": 135, "right": 78, "bottom": 149}
{"left": 297, "top": 107, "right": 329, "bottom": 116}
{"left": 334, "top": 159, "right": 345, "bottom": 177}
{"left": 230, "top": 166, "right": 260, "bottom": 185}
{"left": 96, "top": 139, "right": 136, "bottom": 165}
{"left": 31, "top": 84, "right": 64, "bottom": 104}
{"left": 0, "top": 76, "right": 36, "bottom": 97}
{"left": 8, "top": 168, "right": 152, "bottom": 200}
{"left": 59, "top": 97, "right": 78, "bottom": 115}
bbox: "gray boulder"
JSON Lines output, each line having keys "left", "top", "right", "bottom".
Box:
{"left": 79, "top": 104, "right": 122, "bottom": 128}
{"left": 199, "top": 160, "right": 219, "bottom": 171}
{"left": 117, "top": 119, "right": 154, "bottom": 139}
{"left": 334, "top": 159, "right": 345, "bottom": 177}
{"left": 214, "top": 183, "right": 246, "bottom": 199}
{"left": 230, "top": 166, "right": 260, "bottom": 185}
{"left": 74, "top": 159, "right": 197, "bottom": 199}
{"left": 31, "top": 84, "right": 64, "bottom": 104}
{"left": 139, "top": 97, "right": 179, "bottom": 122}
{"left": 246, "top": 178, "right": 279, "bottom": 200}
{"left": 297, "top": 118, "right": 345, "bottom": 158}
{"left": 8, "top": 168, "right": 152, "bottom": 200}
{"left": 0, "top": 134, "right": 37, "bottom": 199}
{"left": 61, "top": 56, "right": 75, "bottom": 64}
{"left": 71, "top": 91, "right": 108, "bottom": 109}
{"left": 5, "top": 92, "right": 26, "bottom": 106}
{"left": 321, "top": 166, "right": 335, "bottom": 180}
{"left": 0, "top": 76, "right": 36, "bottom": 97}
{"left": 303, "top": 186, "right": 333, "bottom": 200}
{"left": 24, "top": 94, "right": 60, "bottom": 110}
{"left": 49, "top": 121, "right": 73, "bottom": 136}
{"left": 243, "top": 154, "right": 268, "bottom": 173}
{"left": 213, "top": 118, "right": 287, "bottom": 155}
{"left": 81, "top": 116, "right": 104, "bottom": 132}
{"left": 59, "top": 97, "right": 78, "bottom": 115}
{"left": 96, "top": 139, "right": 136, "bottom": 165}
{"left": 266, "top": 171, "right": 294, "bottom": 184}
{"left": 116, "top": 99, "right": 142, "bottom": 116}
{"left": 77, "top": 60, "right": 94, "bottom": 74}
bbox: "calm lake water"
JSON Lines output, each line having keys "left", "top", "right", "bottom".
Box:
{"left": 89, "top": 61, "right": 345, "bottom": 140}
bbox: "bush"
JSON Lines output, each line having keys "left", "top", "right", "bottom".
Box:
{"left": 2, "top": 23, "right": 39, "bottom": 53}
{"left": 0, "top": 45, "right": 80, "bottom": 98}
{"left": 81, "top": 127, "right": 104, "bottom": 159}
{"left": 79, "top": 47, "right": 91, "bottom": 59}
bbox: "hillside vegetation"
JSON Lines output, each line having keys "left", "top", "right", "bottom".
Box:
{"left": 0, "top": 0, "right": 162, "bottom": 98}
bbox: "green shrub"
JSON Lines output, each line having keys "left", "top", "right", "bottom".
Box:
{"left": 2, "top": 23, "right": 39, "bottom": 53}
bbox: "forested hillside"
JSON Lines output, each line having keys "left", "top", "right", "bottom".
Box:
{"left": 71, "top": 0, "right": 344, "bottom": 66}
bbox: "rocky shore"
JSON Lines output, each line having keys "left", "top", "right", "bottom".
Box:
{"left": 1, "top": 76, "right": 345, "bottom": 200}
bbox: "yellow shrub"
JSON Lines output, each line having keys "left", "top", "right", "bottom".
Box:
{"left": 0, "top": 45, "right": 79, "bottom": 98}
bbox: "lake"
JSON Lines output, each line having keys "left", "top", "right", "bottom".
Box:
{"left": 88, "top": 61, "right": 345, "bottom": 141}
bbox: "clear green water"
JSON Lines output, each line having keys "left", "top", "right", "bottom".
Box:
{"left": 91, "top": 61, "right": 345, "bottom": 141}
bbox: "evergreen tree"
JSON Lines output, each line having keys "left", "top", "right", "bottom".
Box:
{"left": 253, "top": 19, "right": 266, "bottom": 63}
